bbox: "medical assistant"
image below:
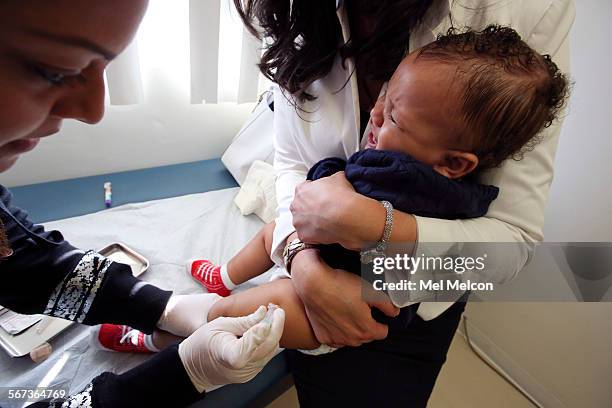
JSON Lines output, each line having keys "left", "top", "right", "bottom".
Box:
{"left": 271, "top": 0, "right": 575, "bottom": 318}
{"left": 0, "top": 185, "right": 201, "bottom": 407}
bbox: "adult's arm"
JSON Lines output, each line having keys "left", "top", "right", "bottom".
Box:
{"left": 28, "top": 305, "right": 284, "bottom": 408}
{"left": 269, "top": 87, "right": 310, "bottom": 266}
{"left": 0, "top": 184, "right": 170, "bottom": 334}
{"left": 270, "top": 89, "right": 399, "bottom": 346}
{"left": 24, "top": 294, "right": 285, "bottom": 408}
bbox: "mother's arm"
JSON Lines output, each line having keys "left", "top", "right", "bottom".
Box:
{"left": 284, "top": 243, "right": 399, "bottom": 348}
{"left": 270, "top": 88, "right": 399, "bottom": 347}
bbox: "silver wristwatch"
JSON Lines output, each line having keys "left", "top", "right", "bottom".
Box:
{"left": 360, "top": 200, "right": 393, "bottom": 264}
{"left": 283, "top": 238, "right": 316, "bottom": 274}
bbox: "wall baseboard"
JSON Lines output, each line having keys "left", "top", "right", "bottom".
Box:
{"left": 459, "top": 317, "right": 566, "bottom": 408}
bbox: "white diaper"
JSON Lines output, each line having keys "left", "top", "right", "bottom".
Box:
{"left": 263, "top": 301, "right": 338, "bottom": 355}
{"left": 299, "top": 344, "right": 338, "bottom": 355}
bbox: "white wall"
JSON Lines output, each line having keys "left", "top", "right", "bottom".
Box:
{"left": 465, "top": 2, "right": 612, "bottom": 407}
{"left": 0, "top": 102, "right": 253, "bottom": 187}
{"left": 543, "top": 0, "right": 612, "bottom": 242}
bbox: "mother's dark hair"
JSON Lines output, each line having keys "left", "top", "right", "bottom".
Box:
{"left": 233, "top": 0, "right": 433, "bottom": 101}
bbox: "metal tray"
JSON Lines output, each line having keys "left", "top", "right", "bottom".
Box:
{"left": 98, "top": 242, "right": 149, "bottom": 277}
{"left": 0, "top": 243, "right": 149, "bottom": 357}
{"left": 0, "top": 313, "right": 73, "bottom": 358}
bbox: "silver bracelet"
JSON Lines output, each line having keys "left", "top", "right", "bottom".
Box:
{"left": 360, "top": 200, "right": 394, "bottom": 264}
{"left": 380, "top": 200, "right": 393, "bottom": 245}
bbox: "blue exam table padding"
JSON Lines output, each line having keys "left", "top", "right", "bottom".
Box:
{"left": 7, "top": 158, "right": 293, "bottom": 407}
{"left": 193, "top": 353, "right": 293, "bottom": 408}
{"left": 9, "top": 159, "right": 238, "bottom": 223}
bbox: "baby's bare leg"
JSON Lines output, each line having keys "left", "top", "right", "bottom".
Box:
{"left": 227, "top": 222, "right": 276, "bottom": 285}
{"left": 151, "top": 330, "right": 182, "bottom": 350}
{"left": 208, "top": 279, "right": 320, "bottom": 350}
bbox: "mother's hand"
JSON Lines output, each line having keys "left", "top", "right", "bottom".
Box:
{"left": 290, "top": 171, "right": 368, "bottom": 250}
{"left": 290, "top": 171, "right": 419, "bottom": 250}
{"left": 290, "top": 248, "right": 399, "bottom": 347}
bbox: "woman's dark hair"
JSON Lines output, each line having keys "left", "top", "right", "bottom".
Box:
{"left": 233, "top": 0, "right": 434, "bottom": 101}
{"left": 0, "top": 218, "right": 11, "bottom": 259}
{"left": 416, "top": 25, "right": 570, "bottom": 170}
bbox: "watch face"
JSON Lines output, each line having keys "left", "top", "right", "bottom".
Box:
{"left": 286, "top": 240, "right": 299, "bottom": 252}
{"left": 360, "top": 248, "right": 382, "bottom": 264}
{"left": 287, "top": 243, "right": 299, "bottom": 256}
{"left": 283, "top": 240, "right": 298, "bottom": 262}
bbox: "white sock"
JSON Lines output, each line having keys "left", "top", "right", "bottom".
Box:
{"left": 143, "top": 334, "right": 160, "bottom": 352}
{"left": 219, "top": 264, "right": 237, "bottom": 290}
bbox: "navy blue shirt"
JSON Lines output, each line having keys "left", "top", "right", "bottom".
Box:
{"left": 308, "top": 149, "right": 499, "bottom": 327}
{"left": 307, "top": 149, "right": 499, "bottom": 272}
{"left": 308, "top": 149, "right": 499, "bottom": 220}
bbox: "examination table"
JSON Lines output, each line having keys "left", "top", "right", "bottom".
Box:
{"left": 2, "top": 158, "right": 293, "bottom": 408}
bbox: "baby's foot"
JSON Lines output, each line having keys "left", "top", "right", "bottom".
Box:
{"left": 188, "top": 259, "right": 232, "bottom": 297}
{"left": 96, "top": 324, "right": 157, "bottom": 353}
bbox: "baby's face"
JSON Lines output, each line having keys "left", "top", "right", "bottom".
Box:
{"left": 365, "top": 52, "right": 466, "bottom": 168}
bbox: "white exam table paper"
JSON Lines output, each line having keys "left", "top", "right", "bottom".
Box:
{"left": 0, "top": 188, "right": 281, "bottom": 405}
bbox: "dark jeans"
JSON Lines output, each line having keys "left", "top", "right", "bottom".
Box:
{"left": 287, "top": 297, "right": 467, "bottom": 408}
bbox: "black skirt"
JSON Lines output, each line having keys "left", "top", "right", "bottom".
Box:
{"left": 286, "top": 293, "right": 468, "bottom": 408}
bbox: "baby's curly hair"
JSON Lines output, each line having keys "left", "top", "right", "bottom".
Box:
{"left": 417, "top": 25, "right": 570, "bottom": 170}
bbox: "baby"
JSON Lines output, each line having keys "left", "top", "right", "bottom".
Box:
{"left": 100, "top": 26, "right": 569, "bottom": 354}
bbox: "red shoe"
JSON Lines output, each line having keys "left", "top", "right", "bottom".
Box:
{"left": 188, "top": 259, "right": 231, "bottom": 297}
{"left": 97, "top": 324, "right": 153, "bottom": 354}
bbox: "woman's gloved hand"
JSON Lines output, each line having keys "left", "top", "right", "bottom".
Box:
{"left": 157, "top": 293, "right": 223, "bottom": 337}
{"left": 178, "top": 305, "right": 285, "bottom": 392}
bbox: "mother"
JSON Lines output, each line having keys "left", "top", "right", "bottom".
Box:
{"left": 235, "top": 0, "right": 574, "bottom": 405}
{"left": 0, "top": 1, "right": 284, "bottom": 407}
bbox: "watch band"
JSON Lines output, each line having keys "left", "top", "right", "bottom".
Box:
{"left": 360, "top": 200, "right": 393, "bottom": 264}
{"left": 283, "top": 238, "right": 316, "bottom": 274}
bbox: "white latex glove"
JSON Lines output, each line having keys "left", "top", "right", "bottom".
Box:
{"left": 157, "top": 293, "right": 222, "bottom": 337}
{"left": 178, "top": 305, "right": 285, "bottom": 392}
